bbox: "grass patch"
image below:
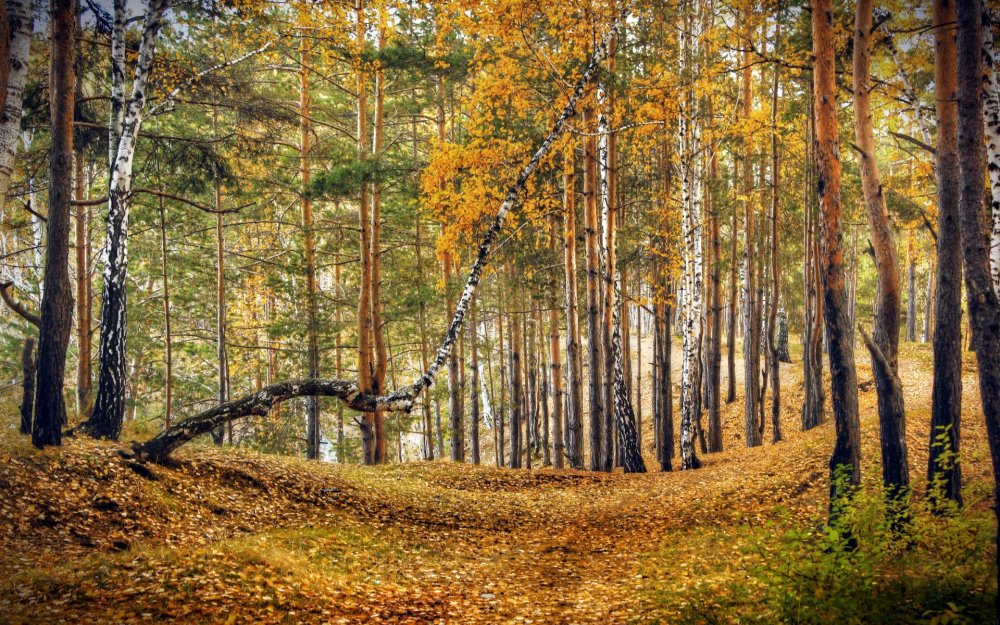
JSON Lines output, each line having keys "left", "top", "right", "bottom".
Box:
{"left": 645, "top": 478, "right": 996, "bottom": 625}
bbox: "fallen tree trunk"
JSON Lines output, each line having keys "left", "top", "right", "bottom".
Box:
{"left": 130, "top": 9, "right": 626, "bottom": 464}
{"left": 133, "top": 379, "right": 413, "bottom": 462}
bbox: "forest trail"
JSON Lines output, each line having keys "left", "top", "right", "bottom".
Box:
{"left": 0, "top": 344, "right": 992, "bottom": 624}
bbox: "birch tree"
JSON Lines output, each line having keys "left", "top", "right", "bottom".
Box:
{"left": 982, "top": 6, "right": 1000, "bottom": 290}
{"left": 83, "top": 0, "right": 170, "bottom": 440}
{"left": 678, "top": 0, "right": 703, "bottom": 471}
{"left": 0, "top": 0, "right": 32, "bottom": 216}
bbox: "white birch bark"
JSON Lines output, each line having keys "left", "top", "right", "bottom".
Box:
{"left": 88, "top": 0, "right": 170, "bottom": 437}
{"left": 678, "top": 2, "right": 703, "bottom": 470}
{"left": 983, "top": 6, "right": 1000, "bottom": 291}
{"left": 0, "top": 0, "right": 33, "bottom": 215}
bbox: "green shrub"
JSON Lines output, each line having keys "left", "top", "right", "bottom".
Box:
{"left": 657, "top": 476, "right": 995, "bottom": 625}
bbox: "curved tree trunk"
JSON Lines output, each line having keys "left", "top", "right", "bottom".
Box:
{"left": 132, "top": 17, "right": 624, "bottom": 463}
{"left": 854, "top": 0, "right": 909, "bottom": 501}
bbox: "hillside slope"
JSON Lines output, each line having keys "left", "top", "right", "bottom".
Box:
{"left": 0, "top": 344, "right": 994, "bottom": 624}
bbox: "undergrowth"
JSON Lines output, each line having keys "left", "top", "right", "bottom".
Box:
{"left": 651, "top": 468, "right": 995, "bottom": 625}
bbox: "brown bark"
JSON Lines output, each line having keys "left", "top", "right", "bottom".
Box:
{"left": 157, "top": 194, "right": 172, "bottom": 429}
{"left": 802, "top": 98, "right": 825, "bottom": 431}
{"left": 356, "top": 0, "right": 376, "bottom": 464}
{"left": 956, "top": 0, "right": 1000, "bottom": 585}
{"left": 509, "top": 285, "right": 523, "bottom": 469}
{"left": 550, "top": 213, "right": 565, "bottom": 469}
{"left": 371, "top": 23, "right": 388, "bottom": 464}
{"left": 20, "top": 337, "right": 35, "bottom": 435}
{"left": 301, "top": 40, "right": 322, "bottom": 460}
{"left": 660, "top": 291, "right": 674, "bottom": 472}
{"left": 854, "top": 0, "right": 909, "bottom": 498}
{"left": 929, "top": 0, "right": 963, "bottom": 509}
{"left": 766, "top": 22, "right": 782, "bottom": 445}
{"left": 813, "top": 0, "right": 861, "bottom": 516}
{"left": 415, "top": 216, "right": 434, "bottom": 460}
{"left": 33, "top": 0, "right": 76, "bottom": 448}
{"left": 706, "top": 131, "right": 722, "bottom": 453}
{"left": 74, "top": 143, "right": 91, "bottom": 417}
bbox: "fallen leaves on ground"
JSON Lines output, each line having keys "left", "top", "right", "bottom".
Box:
{"left": 0, "top": 344, "right": 992, "bottom": 624}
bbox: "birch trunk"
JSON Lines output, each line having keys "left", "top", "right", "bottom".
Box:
{"left": 740, "top": 48, "right": 762, "bottom": 448}
{"left": 0, "top": 0, "right": 31, "bottom": 215}
{"left": 678, "top": 4, "right": 703, "bottom": 470}
{"left": 86, "top": 0, "right": 168, "bottom": 440}
{"left": 470, "top": 297, "right": 481, "bottom": 465}
{"left": 584, "top": 104, "right": 604, "bottom": 471}
{"left": 982, "top": 6, "right": 1000, "bottom": 290}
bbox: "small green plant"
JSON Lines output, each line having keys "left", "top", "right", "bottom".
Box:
{"left": 658, "top": 475, "right": 995, "bottom": 625}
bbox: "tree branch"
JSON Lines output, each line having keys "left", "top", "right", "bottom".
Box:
{"left": 0, "top": 282, "right": 40, "bottom": 327}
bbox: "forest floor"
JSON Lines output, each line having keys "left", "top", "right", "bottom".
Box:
{"left": 0, "top": 342, "right": 995, "bottom": 624}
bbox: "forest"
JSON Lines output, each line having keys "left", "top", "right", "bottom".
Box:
{"left": 1, "top": 0, "right": 1000, "bottom": 622}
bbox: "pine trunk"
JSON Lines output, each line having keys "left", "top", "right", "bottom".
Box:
{"left": 854, "top": 0, "right": 910, "bottom": 499}
{"left": 813, "top": 0, "right": 862, "bottom": 516}
{"left": 955, "top": 2, "right": 1000, "bottom": 613}
{"left": 301, "top": 41, "right": 322, "bottom": 460}
{"left": 33, "top": 0, "right": 76, "bottom": 448}
{"left": 20, "top": 337, "right": 35, "bottom": 435}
